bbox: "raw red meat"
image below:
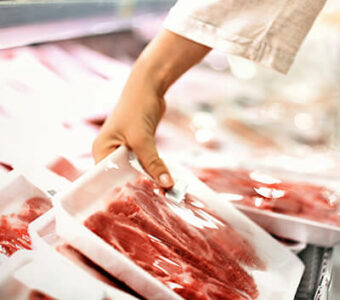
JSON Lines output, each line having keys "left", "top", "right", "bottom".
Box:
{"left": 85, "top": 176, "right": 264, "bottom": 300}
{"left": 46, "top": 157, "right": 82, "bottom": 182}
{"left": 195, "top": 168, "right": 340, "bottom": 226}
{"left": 0, "top": 215, "right": 31, "bottom": 256}
{"left": 17, "top": 197, "right": 52, "bottom": 223}
{"left": 0, "top": 197, "right": 52, "bottom": 256}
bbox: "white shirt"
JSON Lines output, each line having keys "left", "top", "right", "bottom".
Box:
{"left": 163, "top": 0, "right": 327, "bottom": 74}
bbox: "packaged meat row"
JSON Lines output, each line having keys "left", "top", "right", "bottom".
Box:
{"left": 0, "top": 149, "right": 312, "bottom": 300}
{"left": 54, "top": 146, "right": 304, "bottom": 300}
{"left": 193, "top": 166, "right": 340, "bottom": 247}
{"left": 0, "top": 43, "right": 131, "bottom": 176}
{"left": 195, "top": 168, "right": 340, "bottom": 226}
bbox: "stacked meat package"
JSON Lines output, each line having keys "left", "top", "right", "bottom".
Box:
{"left": 0, "top": 170, "right": 139, "bottom": 300}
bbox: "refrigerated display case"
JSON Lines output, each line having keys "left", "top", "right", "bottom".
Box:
{"left": 0, "top": 0, "right": 339, "bottom": 299}
{"left": 0, "top": 0, "right": 175, "bottom": 49}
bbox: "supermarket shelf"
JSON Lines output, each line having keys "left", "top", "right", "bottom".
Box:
{"left": 0, "top": 0, "right": 175, "bottom": 49}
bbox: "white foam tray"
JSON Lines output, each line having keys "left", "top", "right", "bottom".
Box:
{"left": 182, "top": 152, "right": 340, "bottom": 247}
{"left": 233, "top": 203, "right": 340, "bottom": 247}
{"left": 218, "top": 170, "right": 340, "bottom": 247}
{"left": 54, "top": 146, "right": 304, "bottom": 300}
{"left": 0, "top": 170, "right": 49, "bottom": 215}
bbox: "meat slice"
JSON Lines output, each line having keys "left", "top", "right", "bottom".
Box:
{"left": 0, "top": 214, "right": 31, "bottom": 256}
{"left": 196, "top": 168, "right": 340, "bottom": 226}
{"left": 17, "top": 197, "right": 52, "bottom": 223}
{"left": 0, "top": 197, "right": 52, "bottom": 256}
{"left": 85, "top": 176, "right": 263, "bottom": 300}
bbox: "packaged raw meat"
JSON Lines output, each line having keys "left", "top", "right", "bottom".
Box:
{"left": 34, "top": 44, "right": 123, "bottom": 123}
{"left": 24, "top": 209, "right": 139, "bottom": 300}
{"left": 54, "top": 146, "right": 304, "bottom": 300}
{"left": 59, "top": 42, "right": 131, "bottom": 82}
{"left": 195, "top": 168, "right": 340, "bottom": 225}
{"left": 194, "top": 167, "right": 340, "bottom": 246}
{"left": 84, "top": 176, "right": 263, "bottom": 300}
{"left": 46, "top": 156, "right": 82, "bottom": 182}
{"left": 0, "top": 197, "right": 51, "bottom": 256}
{"left": 0, "top": 171, "right": 52, "bottom": 258}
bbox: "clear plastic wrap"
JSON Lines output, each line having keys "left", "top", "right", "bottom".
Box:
{"left": 191, "top": 159, "right": 340, "bottom": 247}
{"left": 55, "top": 146, "right": 304, "bottom": 300}
{"left": 0, "top": 171, "right": 52, "bottom": 259}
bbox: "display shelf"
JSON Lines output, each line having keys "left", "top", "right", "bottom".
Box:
{"left": 0, "top": 0, "right": 175, "bottom": 49}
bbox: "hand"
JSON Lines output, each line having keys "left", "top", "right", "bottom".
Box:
{"left": 92, "top": 74, "right": 174, "bottom": 188}
{"left": 92, "top": 30, "right": 211, "bottom": 188}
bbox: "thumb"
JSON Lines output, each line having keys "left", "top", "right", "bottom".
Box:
{"left": 132, "top": 136, "right": 174, "bottom": 189}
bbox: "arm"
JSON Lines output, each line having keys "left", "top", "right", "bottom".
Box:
{"left": 92, "top": 29, "right": 211, "bottom": 188}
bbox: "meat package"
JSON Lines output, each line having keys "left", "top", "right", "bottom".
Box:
{"left": 0, "top": 45, "right": 129, "bottom": 175}
{"left": 0, "top": 171, "right": 52, "bottom": 260}
{"left": 7, "top": 209, "right": 138, "bottom": 300}
{"left": 46, "top": 155, "right": 83, "bottom": 182}
{"left": 195, "top": 167, "right": 340, "bottom": 247}
{"left": 54, "top": 146, "right": 304, "bottom": 300}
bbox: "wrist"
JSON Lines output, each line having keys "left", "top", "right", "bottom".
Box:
{"left": 133, "top": 49, "right": 173, "bottom": 97}
{"left": 128, "top": 30, "right": 211, "bottom": 98}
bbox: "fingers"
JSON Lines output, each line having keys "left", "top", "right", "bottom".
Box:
{"left": 131, "top": 136, "right": 174, "bottom": 189}
{"left": 93, "top": 132, "right": 174, "bottom": 189}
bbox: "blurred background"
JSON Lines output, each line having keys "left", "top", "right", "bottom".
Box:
{"left": 0, "top": 0, "right": 339, "bottom": 177}
{"left": 0, "top": 0, "right": 339, "bottom": 298}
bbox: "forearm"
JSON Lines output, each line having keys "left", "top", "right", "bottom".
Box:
{"left": 94, "top": 30, "right": 210, "bottom": 187}
{"left": 128, "top": 29, "right": 211, "bottom": 97}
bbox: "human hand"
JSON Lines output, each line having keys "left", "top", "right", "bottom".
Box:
{"left": 92, "top": 74, "right": 174, "bottom": 188}
{"left": 92, "top": 30, "right": 210, "bottom": 189}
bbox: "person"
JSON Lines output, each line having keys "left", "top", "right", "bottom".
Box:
{"left": 92, "top": 0, "right": 327, "bottom": 189}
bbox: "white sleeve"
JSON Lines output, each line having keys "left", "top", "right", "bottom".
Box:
{"left": 163, "top": 0, "right": 326, "bottom": 74}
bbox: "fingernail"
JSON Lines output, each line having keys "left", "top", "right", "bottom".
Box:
{"left": 159, "top": 173, "right": 173, "bottom": 188}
